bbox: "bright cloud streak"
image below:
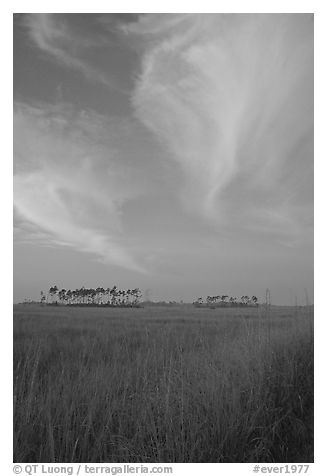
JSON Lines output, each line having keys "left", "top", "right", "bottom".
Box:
{"left": 129, "top": 14, "right": 313, "bottom": 237}
{"left": 13, "top": 103, "right": 146, "bottom": 273}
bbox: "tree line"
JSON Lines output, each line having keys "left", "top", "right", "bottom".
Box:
{"left": 40, "top": 285, "right": 142, "bottom": 307}
{"left": 193, "top": 295, "right": 259, "bottom": 307}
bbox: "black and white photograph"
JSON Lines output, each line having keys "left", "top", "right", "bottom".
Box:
{"left": 13, "top": 7, "right": 314, "bottom": 470}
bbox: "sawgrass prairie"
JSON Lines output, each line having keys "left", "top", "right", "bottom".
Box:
{"left": 13, "top": 304, "right": 313, "bottom": 463}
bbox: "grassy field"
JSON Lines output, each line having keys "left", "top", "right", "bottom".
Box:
{"left": 13, "top": 304, "right": 313, "bottom": 463}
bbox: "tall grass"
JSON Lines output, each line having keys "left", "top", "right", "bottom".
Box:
{"left": 13, "top": 305, "right": 313, "bottom": 463}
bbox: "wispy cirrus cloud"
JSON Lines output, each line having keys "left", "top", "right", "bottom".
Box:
{"left": 23, "top": 13, "right": 125, "bottom": 92}
{"left": 128, "top": 14, "right": 313, "bottom": 239}
{"left": 14, "top": 102, "right": 147, "bottom": 273}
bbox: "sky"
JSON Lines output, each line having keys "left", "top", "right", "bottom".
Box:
{"left": 13, "top": 13, "right": 313, "bottom": 305}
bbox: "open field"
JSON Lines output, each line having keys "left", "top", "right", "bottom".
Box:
{"left": 13, "top": 304, "right": 313, "bottom": 463}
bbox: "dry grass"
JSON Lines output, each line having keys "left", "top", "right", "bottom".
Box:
{"left": 13, "top": 304, "right": 313, "bottom": 463}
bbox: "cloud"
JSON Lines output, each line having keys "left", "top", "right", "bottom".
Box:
{"left": 129, "top": 14, "right": 313, "bottom": 238}
{"left": 14, "top": 102, "right": 146, "bottom": 273}
{"left": 23, "top": 14, "right": 126, "bottom": 92}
